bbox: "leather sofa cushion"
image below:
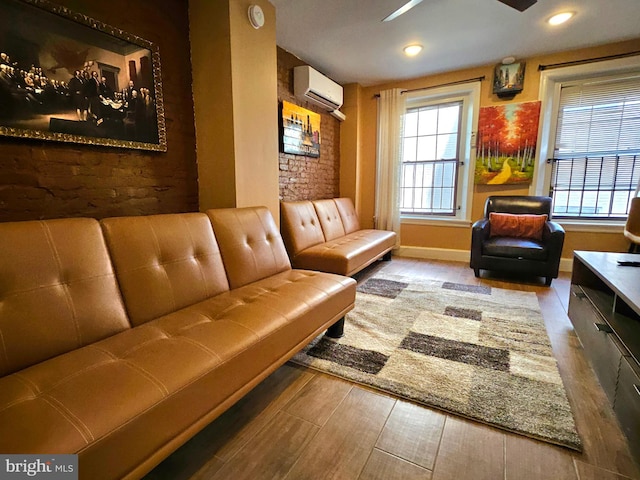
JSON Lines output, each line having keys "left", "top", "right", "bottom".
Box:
{"left": 334, "top": 197, "right": 361, "bottom": 234}
{"left": 0, "top": 218, "right": 130, "bottom": 376}
{"left": 489, "top": 212, "right": 547, "bottom": 240}
{"left": 280, "top": 201, "right": 326, "bottom": 257}
{"left": 313, "top": 199, "right": 346, "bottom": 241}
{"left": 101, "top": 213, "right": 230, "bottom": 327}
{"left": 485, "top": 195, "right": 552, "bottom": 216}
{"left": 482, "top": 237, "right": 548, "bottom": 261}
{"left": 0, "top": 269, "right": 355, "bottom": 478}
{"left": 292, "top": 230, "right": 396, "bottom": 276}
{"left": 208, "top": 207, "right": 291, "bottom": 289}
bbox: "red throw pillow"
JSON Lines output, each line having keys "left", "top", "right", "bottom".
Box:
{"left": 489, "top": 212, "right": 548, "bottom": 240}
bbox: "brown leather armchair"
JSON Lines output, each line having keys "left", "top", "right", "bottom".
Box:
{"left": 470, "top": 195, "right": 565, "bottom": 286}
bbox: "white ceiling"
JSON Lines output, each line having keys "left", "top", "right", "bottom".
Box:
{"left": 270, "top": 0, "right": 640, "bottom": 87}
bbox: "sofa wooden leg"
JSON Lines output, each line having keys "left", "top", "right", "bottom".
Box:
{"left": 382, "top": 251, "right": 392, "bottom": 261}
{"left": 326, "top": 317, "right": 345, "bottom": 338}
{"left": 473, "top": 268, "right": 480, "bottom": 278}
{"left": 545, "top": 277, "right": 553, "bottom": 286}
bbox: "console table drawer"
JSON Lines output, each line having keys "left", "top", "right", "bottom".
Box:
{"left": 614, "top": 356, "right": 640, "bottom": 460}
{"left": 569, "top": 285, "right": 623, "bottom": 403}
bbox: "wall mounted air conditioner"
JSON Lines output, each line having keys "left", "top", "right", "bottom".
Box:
{"left": 293, "top": 65, "right": 343, "bottom": 112}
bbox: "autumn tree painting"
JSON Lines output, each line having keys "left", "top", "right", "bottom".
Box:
{"left": 475, "top": 101, "right": 541, "bottom": 184}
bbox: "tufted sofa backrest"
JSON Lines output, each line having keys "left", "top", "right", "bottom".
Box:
{"left": 333, "top": 197, "right": 361, "bottom": 234}
{"left": 280, "top": 201, "right": 326, "bottom": 257}
{"left": 207, "top": 206, "right": 291, "bottom": 289}
{"left": 101, "top": 213, "right": 230, "bottom": 326}
{"left": 0, "top": 218, "right": 131, "bottom": 376}
{"left": 312, "top": 199, "right": 346, "bottom": 241}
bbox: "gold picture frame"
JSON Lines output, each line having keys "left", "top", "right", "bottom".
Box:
{"left": 0, "top": 0, "right": 166, "bottom": 151}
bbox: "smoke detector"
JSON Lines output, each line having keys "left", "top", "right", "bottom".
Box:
{"left": 248, "top": 5, "right": 265, "bottom": 29}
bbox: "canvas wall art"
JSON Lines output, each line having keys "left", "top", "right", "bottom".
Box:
{"left": 474, "top": 101, "right": 541, "bottom": 185}
{"left": 281, "top": 100, "right": 320, "bottom": 157}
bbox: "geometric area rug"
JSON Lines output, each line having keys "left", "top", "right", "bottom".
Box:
{"left": 291, "top": 273, "right": 582, "bottom": 451}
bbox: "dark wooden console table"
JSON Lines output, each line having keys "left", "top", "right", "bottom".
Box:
{"left": 569, "top": 251, "right": 640, "bottom": 461}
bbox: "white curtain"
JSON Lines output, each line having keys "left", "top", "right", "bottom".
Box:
{"left": 375, "top": 88, "right": 405, "bottom": 247}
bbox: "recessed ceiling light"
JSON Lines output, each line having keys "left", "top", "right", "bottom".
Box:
{"left": 548, "top": 11, "right": 574, "bottom": 25}
{"left": 403, "top": 44, "right": 423, "bottom": 57}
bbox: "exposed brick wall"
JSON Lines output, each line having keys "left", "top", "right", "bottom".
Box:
{"left": 0, "top": 0, "right": 197, "bottom": 222}
{"left": 277, "top": 48, "right": 340, "bottom": 201}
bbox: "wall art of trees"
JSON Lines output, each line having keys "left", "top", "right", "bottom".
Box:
{"left": 474, "top": 101, "right": 541, "bottom": 185}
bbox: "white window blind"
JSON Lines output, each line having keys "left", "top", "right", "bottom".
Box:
{"left": 401, "top": 101, "right": 462, "bottom": 215}
{"left": 550, "top": 74, "right": 640, "bottom": 219}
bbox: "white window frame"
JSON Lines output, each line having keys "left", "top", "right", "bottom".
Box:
{"left": 533, "top": 55, "right": 640, "bottom": 232}
{"left": 401, "top": 81, "right": 480, "bottom": 227}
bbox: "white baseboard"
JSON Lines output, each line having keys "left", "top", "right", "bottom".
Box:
{"left": 396, "top": 246, "right": 470, "bottom": 263}
{"left": 395, "top": 246, "right": 573, "bottom": 273}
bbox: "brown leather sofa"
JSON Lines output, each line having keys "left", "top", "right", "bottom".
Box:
{"left": 280, "top": 197, "right": 397, "bottom": 277}
{"left": 0, "top": 206, "right": 355, "bottom": 480}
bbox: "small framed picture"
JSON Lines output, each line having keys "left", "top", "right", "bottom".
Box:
{"left": 493, "top": 62, "right": 525, "bottom": 97}
{"left": 280, "top": 100, "right": 321, "bottom": 158}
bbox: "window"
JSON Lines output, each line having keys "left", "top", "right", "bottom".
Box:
{"left": 550, "top": 74, "right": 640, "bottom": 219}
{"left": 401, "top": 101, "right": 462, "bottom": 215}
{"left": 536, "top": 57, "right": 640, "bottom": 223}
{"left": 399, "top": 82, "right": 479, "bottom": 222}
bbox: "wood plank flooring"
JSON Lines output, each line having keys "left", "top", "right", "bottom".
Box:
{"left": 144, "top": 257, "right": 640, "bottom": 480}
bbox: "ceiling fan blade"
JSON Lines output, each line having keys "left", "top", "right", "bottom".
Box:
{"left": 382, "top": 0, "right": 424, "bottom": 22}
{"left": 497, "top": 0, "right": 537, "bottom": 12}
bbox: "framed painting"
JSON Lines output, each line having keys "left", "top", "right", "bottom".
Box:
{"left": 0, "top": 0, "right": 166, "bottom": 151}
{"left": 280, "top": 100, "right": 320, "bottom": 157}
{"left": 493, "top": 62, "right": 525, "bottom": 98}
{"left": 474, "top": 100, "right": 541, "bottom": 185}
